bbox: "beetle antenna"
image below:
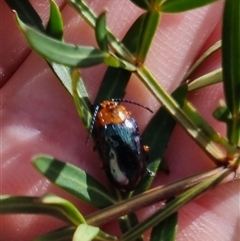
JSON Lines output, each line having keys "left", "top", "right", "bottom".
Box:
{"left": 86, "top": 104, "right": 100, "bottom": 144}
{"left": 110, "top": 98, "right": 153, "bottom": 113}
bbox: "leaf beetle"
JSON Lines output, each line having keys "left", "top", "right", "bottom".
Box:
{"left": 87, "top": 99, "right": 152, "bottom": 191}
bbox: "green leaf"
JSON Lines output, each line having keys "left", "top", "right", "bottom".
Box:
{"left": 136, "top": 66, "right": 227, "bottom": 162}
{"left": 67, "top": 0, "right": 133, "bottom": 61}
{"left": 129, "top": 0, "right": 152, "bottom": 10}
{"left": 94, "top": 68, "right": 132, "bottom": 103}
{"left": 67, "top": 0, "right": 97, "bottom": 29}
{"left": 184, "top": 40, "right": 221, "bottom": 81}
{"left": 6, "top": 0, "right": 79, "bottom": 98}
{"left": 40, "top": 194, "right": 86, "bottom": 225}
{"left": 5, "top": 0, "right": 44, "bottom": 31}
{"left": 73, "top": 224, "right": 99, "bottom": 241}
{"left": 34, "top": 226, "right": 75, "bottom": 241}
{"left": 133, "top": 84, "right": 188, "bottom": 194}
{"left": 122, "top": 14, "right": 146, "bottom": 57}
{"left": 94, "top": 10, "right": 156, "bottom": 102}
{"left": 71, "top": 69, "right": 92, "bottom": 130}
{"left": 182, "top": 100, "right": 236, "bottom": 160}
{"left": 222, "top": 0, "right": 240, "bottom": 146}
{"left": 50, "top": 64, "right": 75, "bottom": 95}
{"left": 33, "top": 156, "right": 116, "bottom": 208}
{"left": 95, "top": 12, "right": 109, "bottom": 52}
{"left": 73, "top": 224, "right": 118, "bottom": 241}
{"left": 46, "top": 0, "right": 64, "bottom": 40}
{"left": 15, "top": 13, "right": 106, "bottom": 67}
{"left": 188, "top": 68, "right": 222, "bottom": 92}
{"left": 136, "top": 11, "right": 161, "bottom": 64}
{"left": 0, "top": 195, "right": 84, "bottom": 226}
{"left": 150, "top": 212, "right": 178, "bottom": 241}
{"left": 160, "top": 0, "right": 219, "bottom": 13}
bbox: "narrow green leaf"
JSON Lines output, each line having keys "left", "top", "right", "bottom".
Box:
{"left": 150, "top": 212, "right": 178, "bottom": 241}
{"left": 136, "top": 11, "right": 161, "bottom": 64}
{"left": 67, "top": 0, "right": 97, "bottom": 29}
{"left": 50, "top": 64, "right": 75, "bottom": 95}
{"left": 34, "top": 226, "right": 75, "bottom": 241}
{"left": 67, "top": 0, "right": 133, "bottom": 61}
{"left": 15, "top": 13, "right": 106, "bottom": 67}
{"left": 222, "top": 0, "right": 240, "bottom": 146}
{"left": 73, "top": 224, "right": 118, "bottom": 241}
{"left": 6, "top": 0, "right": 81, "bottom": 98}
{"left": 5, "top": 0, "right": 44, "bottom": 31}
{"left": 0, "top": 195, "right": 82, "bottom": 226}
{"left": 133, "top": 84, "right": 188, "bottom": 194}
{"left": 94, "top": 11, "right": 153, "bottom": 102}
{"left": 129, "top": 0, "right": 152, "bottom": 10}
{"left": 33, "top": 156, "right": 116, "bottom": 208}
{"left": 182, "top": 101, "right": 236, "bottom": 159}
{"left": 94, "top": 68, "right": 132, "bottom": 103}
{"left": 188, "top": 68, "right": 222, "bottom": 92}
{"left": 122, "top": 14, "right": 146, "bottom": 57}
{"left": 136, "top": 66, "right": 227, "bottom": 162}
{"left": 95, "top": 12, "right": 109, "bottom": 52}
{"left": 73, "top": 224, "right": 99, "bottom": 241}
{"left": 160, "top": 0, "right": 219, "bottom": 13}
{"left": 184, "top": 41, "right": 221, "bottom": 81}
{"left": 40, "top": 194, "right": 86, "bottom": 225}
{"left": 46, "top": 0, "right": 64, "bottom": 40}
{"left": 71, "top": 69, "right": 92, "bottom": 130}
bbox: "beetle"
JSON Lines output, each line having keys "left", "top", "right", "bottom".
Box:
{"left": 88, "top": 99, "right": 152, "bottom": 191}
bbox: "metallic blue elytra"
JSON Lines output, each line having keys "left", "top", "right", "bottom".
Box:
{"left": 89, "top": 99, "right": 152, "bottom": 191}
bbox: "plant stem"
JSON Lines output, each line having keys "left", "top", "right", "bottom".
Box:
{"left": 85, "top": 166, "right": 237, "bottom": 226}
{"left": 120, "top": 167, "right": 232, "bottom": 241}
{"left": 136, "top": 66, "right": 227, "bottom": 162}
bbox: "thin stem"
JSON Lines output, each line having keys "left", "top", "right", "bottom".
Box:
{"left": 85, "top": 166, "right": 237, "bottom": 226}
{"left": 121, "top": 167, "right": 232, "bottom": 241}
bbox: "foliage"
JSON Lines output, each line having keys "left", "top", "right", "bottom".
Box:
{"left": 2, "top": 0, "right": 240, "bottom": 240}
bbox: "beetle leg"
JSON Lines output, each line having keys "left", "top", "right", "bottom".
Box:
{"left": 93, "top": 140, "right": 100, "bottom": 151}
